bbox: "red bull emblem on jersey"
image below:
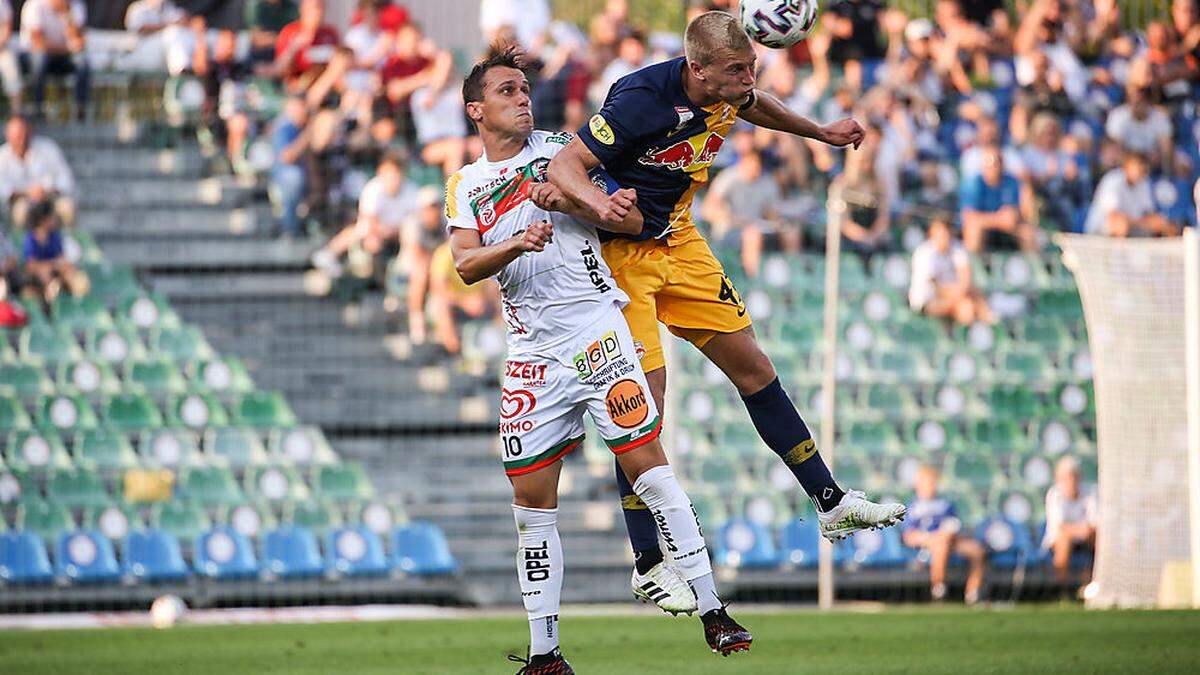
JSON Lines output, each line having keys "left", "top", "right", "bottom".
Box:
{"left": 638, "top": 130, "right": 725, "bottom": 173}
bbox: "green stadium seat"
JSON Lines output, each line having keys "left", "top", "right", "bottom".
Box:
{"left": 57, "top": 360, "right": 120, "bottom": 396}
{"left": 874, "top": 350, "right": 930, "bottom": 383}
{"left": 15, "top": 296, "right": 46, "bottom": 325}
{"left": 83, "top": 501, "right": 143, "bottom": 540}
{"left": 284, "top": 498, "right": 342, "bottom": 537}
{"left": 50, "top": 294, "right": 113, "bottom": 332}
{"left": 126, "top": 358, "right": 188, "bottom": 396}
{"left": 178, "top": 466, "right": 243, "bottom": 507}
{"left": 0, "top": 396, "right": 31, "bottom": 431}
{"left": 994, "top": 489, "right": 1042, "bottom": 525}
{"left": 0, "top": 466, "right": 32, "bottom": 504}
{"left": 5, "top": 429, "right": 71, "bottom": 470}
{"left": 152, "top": 325, "right": 214, "bottom": 361}
{"left": 139, "top": 428, "right": 203, "bottom": 468}
{"left": 102, "top": 392, "right": 163, "bottom": 430}
{"left": 1035, "top": 418, "right": 1088, "bottom": 456}
{"left": 990, "top": 254, "right": 1050, "bottom": 291}
{"left": 203, "top": 427, "right": 269, "bottom": 467}
{"left": 986, "top": 386, "right": 1044, "bottom": 420}
{"left": 38, "top": 394, "right": 98, "bottom": 431}
{"left": 189, "top": 358, "right": 254, "bottom": 394}
{"left": 967, "top": 420, "right": 1029, "bottom": 453}
{"left": 1000, "top": 348, "right": 1054, "bottom": 383}
{"left": 1016, "top": 454, "right": 1054, "bottom": 491}
{"left": 717, "top": 422, "right": 768, "bottom": 460}
{"left": 168, "top": 392, "right": 228, "bottom": 429}
{"left": 0, "top": 335, "right": 15, "bottom": 361}
{"left": 74, "top": 428, "right": 139, "bottom": 471}
{"left": 151, "top": 499, "right": 211, "bottom": 542}
{"left": 245, "top": 465, "right": 309, "bottom": 502}
{"left": 1021, "top": 320, "right": 1071, "bottom": 354}
{"left": 352, "top": 500, "right": 409, "bottom": 534}
{"left": 0, "top": 362, "right": 53, "bottom": 397}
{"left": 120, "top": 295, "right": 180, "bottom": 330}
{"left": 314, "top": 463, "right": 375, "bottom": 502}
{"left": 907, "top": 419, "right": 962, "bottom": 453}
{"left": 862, "top": 384, "right": 920, "bottom": 419}
{"left": 222, "top": 501, "right": 277, "bottom": 539}
{"left": 64, "top": 229, "right": 102, "bottom": 265}
{"left": 18, "top": 498, "right": 75, "bottom": 541}
{"left": 85, "top": 325, "right": 148, "bottom": 363}
{"left": 84, "top": 263, "right": 141, "bottom": 302}
{"left": 737, "top": 491, "right": 792, "bottom": 528}
{"left": 267, "top": 426, "right": 339, "bottom": 466}
{"left": 20, "top": 324, "right": 83, "bottom": 363}
{"left": 1054, "top": 382, "right": 1095, "bottom": 420}
{"left": 232, "top": 391, "right": 297, "bottom": 427}
{"left": 46, "top": 468, "right": 110, "bottom": 508}
{"left": 1037, "top": 289, "right": 1083, "bottom": 318}
{"left": 895, "top": 319, "right": 945, "bottom": 350}
{"left": 841, "top": 421, "right": 902, "bottom": 455}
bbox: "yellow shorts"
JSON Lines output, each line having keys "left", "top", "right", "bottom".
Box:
{"left": 602, "top": 230, "right": 752, "bottom": 372}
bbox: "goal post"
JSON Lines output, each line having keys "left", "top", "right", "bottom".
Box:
{"left": 1057, "top": 231, "right": 1199, "bottom": 608}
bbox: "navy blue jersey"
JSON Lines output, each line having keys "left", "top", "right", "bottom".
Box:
{"left": 903, "top": 497, "right": 960, "bottom": 534}
{"left": 576, "top": 57, "right": 746, "bottom": 242}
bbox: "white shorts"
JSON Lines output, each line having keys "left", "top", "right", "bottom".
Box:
{"left": 499, "top": 306, "right": 662, "bottom": 476}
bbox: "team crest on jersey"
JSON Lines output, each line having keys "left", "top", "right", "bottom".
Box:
{"left": 476, "top": 193, "right": 498, "bottom": 232}
{"left": 638, "top": 130, "right": 725, "bottom": 173}
{"left": 671, "top": 106, "right": 694, "bottom": 134}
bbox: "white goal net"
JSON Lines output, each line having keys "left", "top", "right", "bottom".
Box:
{"left": 1058, "top": 232, "right": 1199, "bottom": 608}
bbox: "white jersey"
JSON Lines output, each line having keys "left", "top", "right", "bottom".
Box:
{"left": 444, "top": 130, "right": 628, "bottom": 356}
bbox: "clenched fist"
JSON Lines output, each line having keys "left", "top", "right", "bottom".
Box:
{"left": 516, "top": 220, "right": 554, "bottom": 253}
{"left": 529, "top": 182, "right": 569, "bottom": 212}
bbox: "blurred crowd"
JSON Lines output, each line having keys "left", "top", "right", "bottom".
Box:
{"left": 4, "top": 0, "right": 1197, "bottom": 349}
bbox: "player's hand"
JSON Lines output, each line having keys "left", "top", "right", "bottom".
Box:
{"left": 597, "top": 188, "right": 637, "bottom": 226}
{"left": 821, "top": 118, "right": 866, "bottom": 149}
{"left": 516, "top": 220, "right": 554, "bottom": 253}
{"left": 529, "top": 182, "right": 569, "bottom": 212}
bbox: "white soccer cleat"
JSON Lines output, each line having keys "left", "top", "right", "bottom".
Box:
{"left": 817, "top": 489, "right": 907, "bottom": 541}
{"left": 632, "top": 562, "right": 698, "bottom": 615}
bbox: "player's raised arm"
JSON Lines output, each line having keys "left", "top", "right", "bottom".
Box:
{"left": 529, "top": 180, "right": 643, "bottom": 236}
{"left": 448, "top": 222, "right": 553, "bottom": 285}
{"left": 738, "top": 87, "right": 865, "bottom": 149}
{"left": 547, "top": 138, "right": 637, "bottom": 229}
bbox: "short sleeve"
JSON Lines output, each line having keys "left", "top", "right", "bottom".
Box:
{"left": 958, "top": 176, "right": 981, "bottom": 212}
{"left": 358, "top": 181, "right": 381, "bottom": 217}
{"left": 443, "top": 171, "right": 475, "bottom": 232}
{"left": 576, "top": 82, "right": 671, "bottom": 165}
{"left": 21, "top": 2, "right": 40, "bottom": 32}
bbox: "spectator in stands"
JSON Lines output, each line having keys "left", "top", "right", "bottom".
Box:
{"left": 20, "top": 201, "right": 82, "bottom": 303}
{"left": 429, "top": 238, "right": 498, "bottom": 356}
{"left": 270, "top": 96, "right": 311, "bottom": 237}
{"left": 1042, "top": 455, "right": 1097, "bottom": 585}
{"left": 274, "top": 0, "right": 340, "bottom": 88}
{"left": 479, "top": 0, "right": 551, "bottom": 51}
{"left": 124, "top": 0, "right": 193, "bottom": 76}
{"left": 343, "top": 0, "right": 392, "bottom": 107}
{"left": 302, "top": 108, "right": 351, "bottom": 230}
{"left": 0, "top": 116, "right": 75, "bottom": 229}
{"left": 1020, "top": 113, "right": 1090, "bottom": 231}
{"left": 397, "top": 187, "right": 446, "bottom": 344}
{"left": 591, "top": 30, "right": 648, "bottom": 109}
{"left": 192, "top": 27, "right": 256, "bottom": 174}
{"left": 20, "top": 0, "right": 90, "bottom": 121}
{"left": 410, "top": 54, "right": 466, "bottom": 178}
{"left": 246, "top": 0, "right": 298, "bottom": 67}
{"left": 312, "top": 152, "right": 418, "bottom": 277}
{"left": 1085, "top": 150, "right": 1176, "bottom": 238}
{"left": 382, "top": 23, "right": 441, "bottom": 125}
{"left": 1173, "top": 0, "right": 1200, "bottom": 73}
{"left": 902, "top": 464, "right": 987, "bottom": 604}
{"left": 1008, "top": 49, "right": 1073, "bottom": 145}
{"left": 959, "top": 144, "right": 1036, "bottom": 252}
{"left": 0, "top": 225, "right": 18, "bottom": 295}
{"left": 909, "top": 216, "right": 993, "bottom": 325}
{"left": 1105, "top": 63, "right": 1175, "bottom": 174}
{"left": 702, "top": 135, "right": 792, "bottom": 278}
{"left": 0, "top": 0, "right": 22, "bottom": 114}
{"left": 822, "top": 0, "right": 888, "bottom": 93}
{"left": 827, "top": 127, "right": 890, "bottom": 259}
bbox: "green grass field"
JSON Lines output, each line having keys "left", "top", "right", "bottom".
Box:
{"left": 2, "top": 606, "right": 1199, "bottom": 674}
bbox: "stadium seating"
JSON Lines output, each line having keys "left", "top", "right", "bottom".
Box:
{"left": 391, "top": 522, "right": 458, "bottom": 575}
{"left": 0, "top": 530, "right": 55, "bottom": 585}
{"left": 262, "top": 526, "right": 325, "bottom": 579}
{"left": 55, "top": 530, "right": 122, "bottom": 583}
{"left": 194, "top": 526, "right": 259, "bottom": 579}
{"left": 325, "top": 525, "right": 390, "bottom": 577}
{"left": 123, "top": 528, "right": 190, "bottom": 582}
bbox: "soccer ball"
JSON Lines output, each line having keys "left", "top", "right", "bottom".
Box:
{"left": 739, "top": 0, "right": 820, "bottom": 49}
{"left": 149, "top": 594, "right": 188, "bottom": 629}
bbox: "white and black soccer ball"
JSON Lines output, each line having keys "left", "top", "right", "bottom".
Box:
{"left": 739, "top": 0, "right": 821, "bottom": 49}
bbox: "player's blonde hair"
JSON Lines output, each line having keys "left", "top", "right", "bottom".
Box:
{"left": 684, "top": 10, "right": 752, "bottom": 67}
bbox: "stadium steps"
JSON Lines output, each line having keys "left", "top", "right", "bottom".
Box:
{"left": 80, "top": 206, "right": 271, "bottom": 237}
{"left": 97, "top": 236, "right": 307, "bottom": 271}
{"left": 76, "top": 176, "right": 257, "bottom": 211}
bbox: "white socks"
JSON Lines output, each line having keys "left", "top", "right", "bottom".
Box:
{"left": 513, "top": 504, "right": 562, "bottom": 656}
{"left": 631, "top": 465, "right": 722, "bottom": 613}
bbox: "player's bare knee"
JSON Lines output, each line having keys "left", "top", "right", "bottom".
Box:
{"left": 512, "top": 491, "right": 557, "bottom": 510}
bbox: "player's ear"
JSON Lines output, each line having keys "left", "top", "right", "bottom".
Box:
{"left": 688, "top": 58, "right": 707, "bottom": 82}
{"left": 465, "top": 101, "right": 483, "bottom": 124}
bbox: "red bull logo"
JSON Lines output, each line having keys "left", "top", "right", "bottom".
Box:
{"left": 638, "top": 131, "right": 725, "bottom": 172}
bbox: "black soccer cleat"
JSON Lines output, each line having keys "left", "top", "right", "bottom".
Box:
{"left": 508, "top": 647, "right": 575, "bottom": 674}
{"left": 701, "top": 605, "right": 753, "bottom": 656}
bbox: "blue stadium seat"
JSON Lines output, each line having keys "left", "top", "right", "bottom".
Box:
{"left": 835, "top": 527, "right": 906, "bottom": 569}
{"left": 194, "top": 526, "right": 259, "bottom": 579}
{"left": 123, "top": 529, "right": 189, "bottom": 582}
{"left": 55, "top": 530, "right": 122, "bottom": 583}
{"left": 0, "top": 529, "right": 55, "bottom": 584}
{"left": 325, "top": 525, "right": 390, "bottom": 577}
{"left": 391, "top": 522, "right": 458, "bottom": 575}
{"left": 779, "top": 518, "right": 820, "bottom": 568}
{"left": 975, "top": 517, "right": 1037, "bottom": 569}
{"left": 262, "top": 526, "right": 325, "bottom": 579}
{"left": 714, "top": 519, "right": 779, "bottom": 568}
